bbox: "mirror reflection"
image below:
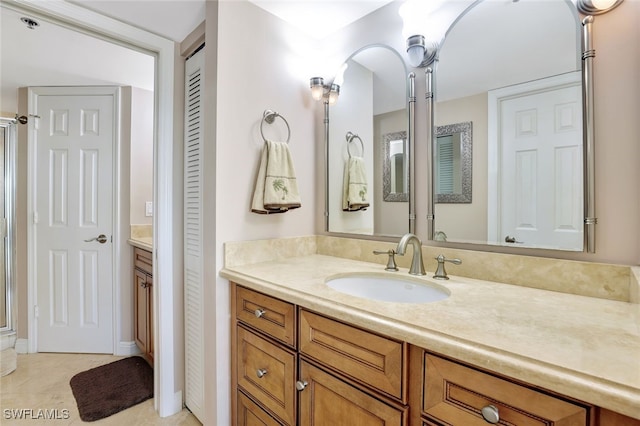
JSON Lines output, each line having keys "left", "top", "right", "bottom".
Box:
{"left": 383, "top": 131, "right": 408, "bottom": 202}
{"left": 435, "top": 122, "right": 472, "bottom": 204}
{"left": 433, "top": 0, "right": 584, "bottom": 251}
{"left": 327, "top": 45, "right": 410, "bottom": 237}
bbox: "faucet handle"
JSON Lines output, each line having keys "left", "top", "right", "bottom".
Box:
{"left": 433, "top": 254, "right": 462, "bottom": 280}
{"left": 373, "top": 249, "right": 399, "bottom": 271}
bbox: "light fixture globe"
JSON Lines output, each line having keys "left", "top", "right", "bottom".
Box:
{"left": 309, "top": 77, "right": 325, "bottom": 101}
{"left": 328, "top": 84, "right": 340, "bottom": 105}
{"left": 406, "top": 34, "right": 437, "bottom": 68}
{"left": 576, "top": 0, "right": 623, "bottom": 14}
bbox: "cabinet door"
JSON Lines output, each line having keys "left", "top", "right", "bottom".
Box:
{"left": 298, "top": 360, "right": 406, "bottom": 426}
{"left": 299, "top": 309, "right": 405, "bottom": 401}
{"left": 146, "top": 274, "right": 154, "bottom": 364}
{"left": 134, "top": 269, "right": 148, "bottom": 353}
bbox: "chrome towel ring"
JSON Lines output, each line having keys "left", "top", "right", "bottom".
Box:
{"left": 260, "top": 109, "right": 291, "bottom": 143}
{"left": 346, "top": 131, "right": 364, "bottom": 158}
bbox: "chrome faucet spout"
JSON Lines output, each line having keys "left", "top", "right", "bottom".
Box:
{"left": 396, "top": 233, "right": 426, "bottom": 275}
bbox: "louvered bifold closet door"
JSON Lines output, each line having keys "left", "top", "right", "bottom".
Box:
{"left": 184, "top": 46, "right": 205, "bottom": 422}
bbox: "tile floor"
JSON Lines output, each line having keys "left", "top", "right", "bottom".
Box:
{"left": 0, "top": 353, "right": 201, "bottom": 425}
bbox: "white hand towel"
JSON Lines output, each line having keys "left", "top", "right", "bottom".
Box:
{"left": 251, "top": 140, "right": 302, "bottom": 214}
{"left": 342, "top": 156, "right": 369, "bottom": 211}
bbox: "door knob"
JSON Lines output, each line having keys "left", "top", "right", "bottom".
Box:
{"left": 84, "top": 234, "right": 108, "bottom": 244}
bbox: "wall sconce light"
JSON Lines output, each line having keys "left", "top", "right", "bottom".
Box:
{"left": 576, "top": 0, "right": 623, "bottom": 14}
{"left": 309, "top": 77, "right": 340, "bottom": 105}
{"left": 406, "top": 34, "right": 438, "bottom": 68}
{"left": 399, "top": 0, "right": 451, "bottom": 68}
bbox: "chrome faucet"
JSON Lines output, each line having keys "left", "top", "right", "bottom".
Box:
{"left": 396, "top": 233, "right": 426, "bottom": 275}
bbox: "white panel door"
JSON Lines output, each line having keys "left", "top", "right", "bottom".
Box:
{"left": 34, "top": 88, "right": 115, "bottom": 353}
{"left": 500, "top": 83, "right": 583, "bottom": 250}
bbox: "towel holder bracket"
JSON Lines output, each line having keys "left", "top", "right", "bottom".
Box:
{"left": 346, "top": 131, "right": 364, "bottom": 158}
{"left": 261, "top": 109, "right": 291, "bottom": 143}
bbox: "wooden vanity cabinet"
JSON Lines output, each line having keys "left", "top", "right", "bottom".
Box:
{"left": 231, "top": 284, "right": 408, "bottom": 426}
{"left": 232, "top": 284, "right": 297, "bottom": 426}
{"left": 133, "top": 247, "right": 153, "bottom": 364}
{"left": 232, "top": 283, "right": 639, "bottom": 426}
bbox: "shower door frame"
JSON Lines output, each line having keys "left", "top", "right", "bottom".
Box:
{"left": 0, "top": 118, "right": 17, "bottom": 335}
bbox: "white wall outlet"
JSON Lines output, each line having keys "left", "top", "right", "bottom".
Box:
{"left": 145, "top": 201, "right": 153, "bottom": 217}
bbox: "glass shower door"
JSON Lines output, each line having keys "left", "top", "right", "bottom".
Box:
{"left": 0, "top": 118, "right": 16, "bottom": 333}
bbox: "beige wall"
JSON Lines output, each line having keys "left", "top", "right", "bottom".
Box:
{"left": 329, "top": 60, "right": 374, "bottom": 234}
{"left": 434, "top": 92, "right": 488, "bottom": 242}
{"left": 207, "top": 1, "right": 318, "bottom": 423}
{"left": 129, "top": 87, "right": 154, "bottom": 226}
{"left": 374, "top": 109, "right": 409, "bottom": 236}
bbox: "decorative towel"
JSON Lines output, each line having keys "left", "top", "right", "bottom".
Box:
{"left": 342, "top": 156, "right": 369, "bottom": 211}
{"left": 251, "top": 140, "right": 302, "bottom": 214}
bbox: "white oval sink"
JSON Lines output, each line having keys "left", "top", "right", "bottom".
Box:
{"left": 326, "top": 274, "right": 450, "bottom": 304}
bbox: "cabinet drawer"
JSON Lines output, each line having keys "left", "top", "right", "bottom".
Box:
{"left": 236, "top": 286, "right": 296, "bottom": 347}
{"left": 236, "top": 325, "right": 296, "bottom": 426}
{"left": 134, "top": 248, "right": 153, "bottom": 275}
{"left": 422, "top": 354, "right": 587, "bottom": 426}
{"left": 299, "top": 309, "right": 405, "bottom": 401}
{"left": 298, "top": 360, "right": 407, "bottom": 426}
{"left": 237, "top": 390, "right": 284, "bottom": 426}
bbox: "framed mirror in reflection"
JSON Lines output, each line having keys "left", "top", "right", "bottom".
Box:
{"left": 383, "top": 131, "right": 408, "bottom": 202}
{"left": 432, "top": 0, "right": 584, "bottom": 251}
{"left": 326, "top": 45, "right": 412, "bottom": 237}
{"left": 435, "top": 122, "right": 472, "bottom": 204}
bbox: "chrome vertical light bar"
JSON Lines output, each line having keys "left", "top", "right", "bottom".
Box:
{"left": 323, "top": 100, "right": 330, "bottom": 231}
{"left": 582, "top": 16, "right": 596, "bottom": 253}
{"left": 425, "top": 67, "right": 435, "bottom": 240}
{"left": 408, "top": 72, "right": 416, "bottom": 234}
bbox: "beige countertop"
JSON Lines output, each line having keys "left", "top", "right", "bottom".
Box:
{"left": 127, "top": 237, "right": 152, "bottom": 252}
{"left": 220, "top": 254, "right": 640, "bottom": 420}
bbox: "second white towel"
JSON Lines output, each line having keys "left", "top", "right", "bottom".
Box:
{"left": 342, "top": 156, "right": 369, "bottom": 211}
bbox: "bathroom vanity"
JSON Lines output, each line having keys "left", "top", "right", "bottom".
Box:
{"left": 222, "top": 237, "right": 640, "bottom": 425}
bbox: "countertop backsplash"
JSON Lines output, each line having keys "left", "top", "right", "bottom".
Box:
{"left": 224, "top": 235, "right": 638, "bottom": 303}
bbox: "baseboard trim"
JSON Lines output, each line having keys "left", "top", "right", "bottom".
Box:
{"left": 14, "top": 338, "right": 29, "bottom": 354}
{"left": 116, "top": 341, "right": 141, "bottom": 356}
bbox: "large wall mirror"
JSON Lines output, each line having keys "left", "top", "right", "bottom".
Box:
{"left": 432, "top": 0, "right": 585, "bottom": 251}
{"left": 326, "top": 44, "right": 413, "bottom": 237}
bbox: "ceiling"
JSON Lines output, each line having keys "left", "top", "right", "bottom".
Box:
{"left": 0, "top": 0, "right": 395, "bottom": 114}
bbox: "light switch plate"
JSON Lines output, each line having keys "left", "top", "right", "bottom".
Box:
{"left": 145, "top": 201, "right": 153, "bottom": 217}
